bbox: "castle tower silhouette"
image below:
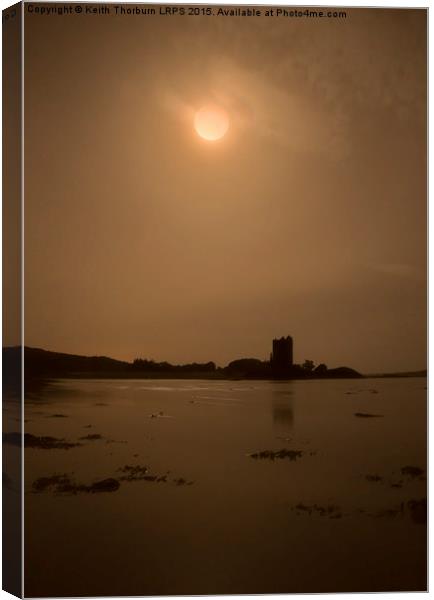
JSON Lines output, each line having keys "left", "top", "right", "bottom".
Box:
{"left": 271, "top": 336, "right": 293, "bottom": 370}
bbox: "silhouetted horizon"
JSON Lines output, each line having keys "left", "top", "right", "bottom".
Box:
{"left": 3, "top": 345, "right": 427, "bottom": 381}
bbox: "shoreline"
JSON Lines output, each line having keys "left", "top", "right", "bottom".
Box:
{"left": 24, "top": 371, "right": 427, "bottom": 382}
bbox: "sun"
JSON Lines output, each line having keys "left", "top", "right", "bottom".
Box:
{"left": 194, "top": 105, "right": 229, "bottom": 141}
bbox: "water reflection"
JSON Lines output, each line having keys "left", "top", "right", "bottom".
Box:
{"left": 271, "top": 389, "right": 294, "bottom": 433}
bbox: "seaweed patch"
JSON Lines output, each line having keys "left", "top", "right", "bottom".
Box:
{"left": 32, "top": 474, "right": 120, "bottom": 494}
{"left": 4, "top": 432, "right": 82, "bottom": 450}
{"left": 401, "top": 466, "right": 425, "bottom": 479}
{"left": 291, "top": 503, "right": 343, "bottom": 519}
{"left": 354, "top": 413, "right": 384, "bottom": 418}
{"left": 118, "top": 465, "right": 192, "bottom": 485}
{"left": 365, "top": 474, "right": 383, "bottom": 483}
{"left": 407, "top": 498, "right": 427, "bottom": 524}
{"left": 46, "top": 414, "right": 69, "bottom": 419}
{"left": 248, "top": 448, "right": 303, "bottom": 461}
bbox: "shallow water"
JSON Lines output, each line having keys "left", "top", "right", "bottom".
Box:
{"left": 18, "top": 377, "right": 426, "bottom": 596}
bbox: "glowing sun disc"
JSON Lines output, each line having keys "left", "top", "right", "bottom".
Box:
{"left": 194, "top": 106, "right": 229, "bottom": 141}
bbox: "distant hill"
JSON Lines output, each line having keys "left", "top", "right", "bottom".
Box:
{"left": 324, "top": 366, "right": 364, "bottom": 378}
{"left": 367, "top": 369, "right": 427, "bottom": 378}
{"left": 5, "top": 346, "right": 130, "bottom": 377}
{"left": 3, "top": 346, "right": 217, "bottom": 382}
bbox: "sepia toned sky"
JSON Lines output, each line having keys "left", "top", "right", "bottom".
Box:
{"left": 23, "top": 5, "right": 426, "bottom": 372}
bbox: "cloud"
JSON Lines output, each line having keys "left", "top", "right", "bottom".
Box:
{"left": 160, "top": 57, "right": 349, "bottom": 158}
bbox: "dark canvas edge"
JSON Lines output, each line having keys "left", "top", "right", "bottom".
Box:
{"left": 2, "top": 2, "right": 23, "bottom": 597}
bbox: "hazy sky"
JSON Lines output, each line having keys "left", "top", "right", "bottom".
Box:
{"left": 23, "top": 6, "right": 426, "bottom": 372}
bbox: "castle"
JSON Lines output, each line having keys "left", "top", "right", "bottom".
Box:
{"left": 270, "top": 336, "right": 293, "bottom": 371}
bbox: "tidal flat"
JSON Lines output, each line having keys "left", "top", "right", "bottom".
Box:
{"left": 5, "top": 377, "right": 426, "bottom": 596}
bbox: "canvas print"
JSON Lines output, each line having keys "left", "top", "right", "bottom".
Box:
{"left": 3, "top": 2, "right": 427, "bottom": 597}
